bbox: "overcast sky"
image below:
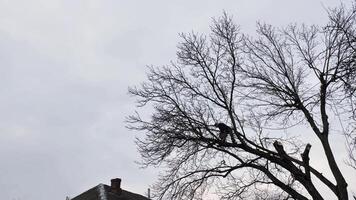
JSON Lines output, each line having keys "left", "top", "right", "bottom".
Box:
{"left": 0, "top": 1, "right": 355, "bottom": 200}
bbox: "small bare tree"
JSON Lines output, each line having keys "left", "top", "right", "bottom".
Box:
{"left": 128, "top": 4, "right": 356, "bottom": 200}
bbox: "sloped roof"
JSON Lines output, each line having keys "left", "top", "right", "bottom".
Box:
{"left": 72, "top": 184, "right": 150, "bottom": 200}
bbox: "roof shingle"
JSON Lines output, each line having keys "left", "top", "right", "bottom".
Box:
{"left": 72, "top": 184, "right": 150, "bottom": 200}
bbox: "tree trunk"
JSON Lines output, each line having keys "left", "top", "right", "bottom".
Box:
{"left": 321, "top": 136, "right": 348, "bottom": 200}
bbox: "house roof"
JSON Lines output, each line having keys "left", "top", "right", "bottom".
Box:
{"left": 72, "top": 184, "right": 150, "bottom": 200}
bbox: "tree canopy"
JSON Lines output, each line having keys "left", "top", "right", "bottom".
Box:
{"left": 129, "top": 4, "right": 356, "bottom": 200}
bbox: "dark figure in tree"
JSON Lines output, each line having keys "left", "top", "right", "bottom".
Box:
{"left": 214, "top": 123, "right": 232, "bottom": 142}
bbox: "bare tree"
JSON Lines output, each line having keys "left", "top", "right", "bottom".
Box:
{"left": 128, "top": 4, "right": 356, "bottom": 200}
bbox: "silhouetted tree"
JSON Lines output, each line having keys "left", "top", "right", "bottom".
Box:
{"left": 128, "top": 4, "right": 356, "bottom": 200}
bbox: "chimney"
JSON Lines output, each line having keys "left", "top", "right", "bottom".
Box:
{"left": 110, "top": 178, "right": 122, "bottom": 195}
{"left": 147, "top": 188, "right": 151, "bottom": 199}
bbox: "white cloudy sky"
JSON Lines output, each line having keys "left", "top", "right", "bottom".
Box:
{"left": 0, "top": 0, "right": 355, "bottom": 200}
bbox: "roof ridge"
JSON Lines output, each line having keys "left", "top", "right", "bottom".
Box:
{"left": 97, "top": 184, "right": 107, "bottom": 200}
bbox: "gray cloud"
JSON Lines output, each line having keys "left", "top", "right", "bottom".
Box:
{"left": 0, "top": 0, "right": 355, "bottom": 200}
